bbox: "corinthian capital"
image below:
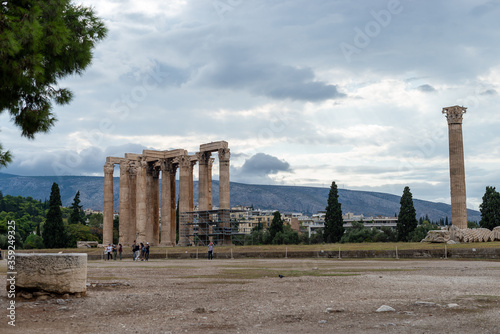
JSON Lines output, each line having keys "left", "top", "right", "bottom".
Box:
{"left": 104, "top": 162, "right": 114, "bottom": 174}
{"left": 442, "top": 105, "right": 467, "bottom": 125}
{"left": 218, "top": 148, "right": 230, "bottom": 161}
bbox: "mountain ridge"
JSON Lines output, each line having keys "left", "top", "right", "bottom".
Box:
{"left": 0, "top": 173, "right": 481, "bottom": 222}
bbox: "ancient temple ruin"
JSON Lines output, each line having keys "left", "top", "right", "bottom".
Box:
{"left": 102, "top": 141, "right": 230, "bottom": 247}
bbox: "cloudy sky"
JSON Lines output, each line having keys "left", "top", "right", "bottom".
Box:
{"left": 2, "top": 0, "right": 500, "bottom": 210}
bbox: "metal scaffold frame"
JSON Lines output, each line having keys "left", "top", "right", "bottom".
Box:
{"left": 179, "top": 209, "right": 249, "bottom": 246}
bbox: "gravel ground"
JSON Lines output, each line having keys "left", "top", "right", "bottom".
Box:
{"left": 2, "top": 258, "right": 500, "bottom": 333}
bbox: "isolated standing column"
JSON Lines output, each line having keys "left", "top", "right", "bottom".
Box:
{"left": 442, "top": 105, "right": 468, "bottom": 229}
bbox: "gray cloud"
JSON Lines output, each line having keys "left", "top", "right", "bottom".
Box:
{"left": 198, "top": 60, "right": 345, "bottom": 101}
{"left": 480, "top": 89, "right": 497, "bottom": 96}
{"left": 232, "top": 153, "right": 292, "bottom": 184}
{"left": 417, "top": 84, "right": 437, "bottom": 93}
{"left": 4, "top": 143, "right": 148, "bottom": 176}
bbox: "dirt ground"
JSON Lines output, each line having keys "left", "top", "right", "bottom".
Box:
{"left": 2, "top": 257, "right": 500, "bottom": 333}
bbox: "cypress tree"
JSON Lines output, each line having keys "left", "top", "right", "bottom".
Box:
{"left": 69, "top": 191, "right": 84, "bottom": 224}
{"left": 396, "top": 186, "right": 418, "bottom": 241}
{"left": 479, "top": 186, "right": 500, "bottom": 230}
{"left": 268, "top": 211, "right": 284, "bottom": 241}
{"left": 43, "top": 182, "right": 67, "bottom": 248}
{"left": 324, "top": 181, "right": 344, "bottom": 243}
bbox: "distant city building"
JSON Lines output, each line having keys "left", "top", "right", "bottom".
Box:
{"left": 302, "top": 212, "right": 398, "bottom": 238}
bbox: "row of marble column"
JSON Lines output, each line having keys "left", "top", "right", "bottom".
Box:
{"left": 102, "top": 148, "right": 230, "bottom": 246}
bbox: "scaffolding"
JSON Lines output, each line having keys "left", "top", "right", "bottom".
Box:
{"left": 179, "top": 209, "right": 248, "bottom": 246}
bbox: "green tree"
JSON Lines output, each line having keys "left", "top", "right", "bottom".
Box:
{"left": 0, "top": 1, "right": 107, "bottom": 167}
{"left": 479, "top": 186, "right": 500, "bottom": 230}
{"left": 88, "top": 213, "right": 103, "bottom": 227}
{"left": 68, "top": 191, "right": 84, "bottom": 224}
{"left": 467, "top": 221, "right": 479, "bottom": 229}
{"left": 396, "top": 186, "right": 418, "bottom": 241}
{"left": 323, "top": 181, "right": 344, "bottom": 243}
{"left": 24, "top": 233, "right": 44, "bottom": 249}
{"left": 43, "top": 182, "right": 66, "bottom": 248}
{"left": 66, "top": 223, "right": 99, "bottom": 248}
{"left": 268, "top": 211, "right": 284, "bottom": 242}
{"left": 408, "top": 221, "right": 440, "bottom": 242}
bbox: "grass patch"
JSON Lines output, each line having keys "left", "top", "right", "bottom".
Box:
{"left": 12, "top": 241, "right": 500, "bottom": 257}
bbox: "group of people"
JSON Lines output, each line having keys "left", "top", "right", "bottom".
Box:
{"left": 131, "top": 240, "right": 150, "bottom": 261}
{"left": 103, "top": 240, "right": 215, "bottom": 261}
{"left": 104, "top": 243, "right": 122, "bottom": 260}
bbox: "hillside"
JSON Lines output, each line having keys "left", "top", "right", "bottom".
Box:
{"left": 0, "top": 173, "right": 481, "bottom": 222}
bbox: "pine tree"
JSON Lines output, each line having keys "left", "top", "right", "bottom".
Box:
{"left": 0, "top": 1, "right": 107, "bottom": 167}
{"left": 268, "top": 211, "right": 284, "bottom": 242}
{"left": 396, "top": 186, "right": 418, "bottom": 241}
{"left": 479, "top": 186, "right": 500, "bottom": 230}
{"left": 324, "top": 181, "right": 344, "bottom": 243}
{"left": 69, "top": 191, "right": 84, "bottom": 224}
{"left": 43, "top": 182, "right": 67, "bottom": 248}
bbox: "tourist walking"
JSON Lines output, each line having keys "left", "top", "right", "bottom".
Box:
{"left": 208, "top": 242, "right": 214, "bottom": 260}
{"left": 140, "top": 242, "right": 145, "bottom": 261}
{"left": 134, "top": 243, "right": 141, "bottom": 261}
{"left": 112, "top": 244, "right": 117, "bottom": 260}
{"left": 105, "top": 243, "right": 112, "bottom": 260}
{"left": 118, "top": 244, "right": 123, "bottom": 260}
{"left": 131, "top": 241, "right": 137, "bottom": 261}
{"left": 145, "top": 242, "right": 150, "bottom": 261}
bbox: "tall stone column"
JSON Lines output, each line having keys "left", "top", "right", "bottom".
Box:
{"left": 128, "top": 161, "right": 137, "bottom": 244}
{"left": 103, "top": 162, "right": 115, "bottom": 245}
{"left": 188, "top": 160, "right": 196, "bottom": 244}
{"left": 152, "top": 166, "right": 160, "bottom": 245}
{"left": 198, "top": 152, "right": 211, "bottom": 211}
{"left": 208, "top": 157, "right": 214, "bottom": 242}
{"left": 160, "top": 160, "right": 174, "bottom": 246}
{"left": 118, "top": 160, "right": 130, "bottom": 245}
{"left": 208, "top": 158, "right": 214, "bottom": 209}
{"left": 178, "top": 155, "right": 191, "bottom": 246}
{"left": 442, "top": 105, "right": 468, "bottom": 229}
{"left": 198, "top": 152, "right": 211, "bottom": 245}
{"left": 170, "top": 163, "right": 178, "bottom": 246}
{"left": 218, "top": 148, "right": 231, "bottom": 209}
{"left": 218, "top": 148, "right": 231, "bottom": 244}
{"left": 135, "top": 158, "right": 148, "bottom": 243}
{"left": 145, "top": 163, "right": 154, "bottom": 244}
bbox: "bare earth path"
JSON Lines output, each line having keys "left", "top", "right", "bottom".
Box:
{"left": 2, "top": 258, "right": 500, "bottom": 333}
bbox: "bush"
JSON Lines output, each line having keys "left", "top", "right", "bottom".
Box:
{"left": 24, "top": 233, "right": 44, "bottom": 249}
{"left": 408, "top": 222, "right": 441, "bottom": 242}
{"left": 66, "top": 223, "right": 99, "bottom": 248}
